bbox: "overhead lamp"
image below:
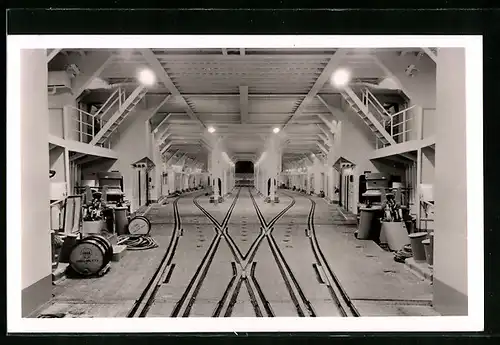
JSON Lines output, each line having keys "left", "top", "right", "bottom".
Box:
{"left": 273, "top": 127, "right": 280, "bottom": 134}
{"left": 331, "top": 68, "right": 351, "bottom": 88}
{"left": 208, "top": 126, "right": 216, "bottom": 133}
{"left": 137, "top": 68, "right": 156, "bottom": 87}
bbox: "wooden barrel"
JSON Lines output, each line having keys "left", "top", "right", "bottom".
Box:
{"left": 69, "top": 236, "right": 112, "bottom": 276}
{"left": 128, "top": 216, "right": 151, "bottom": 235}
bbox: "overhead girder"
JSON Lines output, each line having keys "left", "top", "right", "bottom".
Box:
{"left": 283, "top": 49, "right": 348, "bottom": 129}
{"left": 139, "top": 49, "right": 206, "bottom": 127}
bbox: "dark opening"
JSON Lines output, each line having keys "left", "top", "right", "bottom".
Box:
{"left": 218, "top": 178, "right": 222, "bottom": 196}
{"left": 267, "top": 178, "right": 271, "bottom": 196}
{"left": 235, "top": 161, "right": 254, "bottom": 174}
{"left": 145, "top": 171, "right": 150, "bottom": 206}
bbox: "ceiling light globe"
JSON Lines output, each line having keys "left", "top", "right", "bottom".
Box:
{"left": 137, "top": 68, "right": 156, "bottom": 86}
{"left": 331, "top": 68, "right": 351, "bottom": 87}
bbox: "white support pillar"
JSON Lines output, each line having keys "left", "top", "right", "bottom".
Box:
{"left": 20, "top": 49, "right": 52, "bottom": 317}
{"left": 433, "top": 48, "right": 468, "bottom": 315}
{"left": 167, "top": 169, "right": 175, "bottom": 195}
{"left": 182, "top": 173, "right": 189, "bottom": 190}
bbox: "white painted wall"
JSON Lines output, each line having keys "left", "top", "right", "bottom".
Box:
{"left": 421, "top": 149, "right": 435, "bottom": 184}
{"left": 48, "top": 108, "right": 64, "bottom": 138}
{"left": 108, "top": 110, "right": 152, "bottom": 211}
{"left": 21, "top": 49, "right": 52, "bottom": 290}
{"left": 48, "top": 94, "right": 79, "bottom": 141}
{"left": 434, "top": 48, "right": 468, "bottom": 306}
{"left": 422, "top": 108, "right": 436, "bottom": 139}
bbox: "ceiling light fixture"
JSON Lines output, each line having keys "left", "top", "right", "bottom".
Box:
{"left": 273, "top": 127, "right": 280, "bottom": 134}
{"left": 331, "top": 68, "right": 351, "bottom": 88}
{"left": 137, "top": 68, "right": 156, "bottom": 87}
{"left": 208, "top": 126, "right": 216, "bottom": 133}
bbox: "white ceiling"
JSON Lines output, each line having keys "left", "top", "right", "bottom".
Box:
{"left": 50, "top": 48, "right": 420, "bottom": 169}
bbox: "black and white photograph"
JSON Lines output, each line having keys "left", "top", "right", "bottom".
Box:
{"left": 7, "top": 34, "right": 483, "bottom": 333}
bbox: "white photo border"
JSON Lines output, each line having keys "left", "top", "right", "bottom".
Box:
{"left": 7, "top": 35, "right": 484, "bottom": 333}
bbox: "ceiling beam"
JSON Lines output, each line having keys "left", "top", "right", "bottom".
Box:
{"left": 47, "top": 49, "right": 61, "bottom": 63}
{"left": 239, "top": 85, "right": 249, "bottom": 124}
{"left": 165, "top": 150, "right": 181, "bottom": 165}
{"left": 282, "top": 49, "right": 348, "bottom": 130}
{"left": 157, "top": 133, "right": 172, "bottom": 148}
{"left": 160, "top": 141, "right": 173, "bottom": 155}
{"left": 318, "top": 133, "right": 331, "bottom": 146}
{"left": 156, "top": 125, "right": 171, "bottom": 144}
{"left": 317, "top": 124, "right": 335, "bottom": 143}
{"left": 317, "top": 142, "right": 329, "bottom": 155}
{"left": 317, "top": 113, "right": 337, "bottom": 133}
{"left": 421, "top": 47, "right": 438, "bottom": 64}
{"left": 147, "top": 94, "right": 171, "bottom": 120}
{"left": 152, "top": 113, "right": 173, "bottom": 133}
{"left": 72, "top": 52, "right": 114, "bottom": 101}
{"left": 139, "top": 49, "right": 206, "bottom": 128}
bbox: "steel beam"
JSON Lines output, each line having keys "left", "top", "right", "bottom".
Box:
{"left": 160, "top": 141, "right": 173, "bottom": 155}
{"left": 421, "top": 47, "right": 438, "bottom": 64}
{"left": 239, "top": 85, "right": 249, "bottom": 124}
{"left": 283, "top": 49, "right": 348, "bottom": 129}
{"left": 317, "top": 113, "right": 337, "bottom": 133}
{"left": 153, "top": 113, "right": 173, "bottom": 133}
{"left": 71, "top": 51, "right": 114, "bottom": 101}
{"left": 147, "top": 95, "right": 171, "bottom": 120}
{"left": 139, "top": 49, "right": 206, "bottom": 127}
{"left": 317, "top": 142, "right": 329, "bottom": 155}
{"left": 165, "top": 150, "right": 181, "bottom": 165}
{"left": 47, "top": 49, "right": 62, "bottom": 63}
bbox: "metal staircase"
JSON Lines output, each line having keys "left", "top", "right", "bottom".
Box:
{"left": 90, "top": 85, "right": 148, "bottom": 146}
{"left": 340, "top": 86, "right": 396, "bottom": 148}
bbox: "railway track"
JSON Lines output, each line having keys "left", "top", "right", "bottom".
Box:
{"left": 249, "top": 188, "right": 316, "bottom": 317}
{"left": 170, "top": 188, "right": 241, "bottom": 317}
{"left": 283, "top": 190, "right": 360, "bottom": 317}
{"left": 191, "top": 188, "right": 267, "bottom": 317}
{"left": 127, "top": 193, "right": 185, "bottom": 318}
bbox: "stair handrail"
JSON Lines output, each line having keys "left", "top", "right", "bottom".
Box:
{"left": 362, "top": 88, "right": 392, "bottom": 122}
{"left": 69, "top": 105, "right": 99, "bottom": 143}
{"left": 93, "top": 87, "right": 121, "bottom": 120}
{"left": 387, "top": 105, "right": 417, "bottom": 142}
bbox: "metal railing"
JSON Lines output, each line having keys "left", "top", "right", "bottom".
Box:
{"left": 361, "top": 88, "right": 416, "bottom": 148}
{"left": 70, "top": 87, "right": 127, "bottom": 147}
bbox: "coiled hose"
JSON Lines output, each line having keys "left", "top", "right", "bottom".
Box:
{"left": 117, "top": 235, "right": 159, "bottom": 251}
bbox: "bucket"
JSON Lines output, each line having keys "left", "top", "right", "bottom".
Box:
{"left": 422, "top": 238, "right": 433, "bottom": 266}
{"left": 114, "top": 207, "right": 129, "bottom": 235}
{"left": 379, "top": 223, "right": 388, "bottom": 243}
{"left": 382, "top": 221, "right": 410, "bottom": 251}
{"left": 357, "top": 207, "right": 382, "bottom": 240}
{"left": 409, "top": 232, "right": 428, "bottom": 262}
{"left": 82, "top": 220, "right": 105, "bottom": 234}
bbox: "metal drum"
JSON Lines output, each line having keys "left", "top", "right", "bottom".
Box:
{"left": 89, "top": 235, "right": 113, "bottom": 264}
{"left": 128, "top": 216, "right": 151, "bottom": 235}
{"left": 69, "top": 236, "right": 112, "bottom": 276}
